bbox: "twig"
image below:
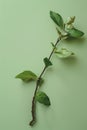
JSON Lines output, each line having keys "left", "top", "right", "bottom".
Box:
{"left": 29, "top": 37, "right": 61, "bottom": 126}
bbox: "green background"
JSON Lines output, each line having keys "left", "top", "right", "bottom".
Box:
{"left": 0, "top": 0, "right": 87, "bottom": 130}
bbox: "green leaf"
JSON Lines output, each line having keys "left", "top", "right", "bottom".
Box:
{"left": 50, "top": 11, "right": 64, "bottom": 29}
{"left": 43, "top": 57, "right": 52, "bottom": 67}
{"left": 55, "top": 48, "right": 74, "bottom": 58}
{"left": 51, "top": 42, "right": 56, "bottom": 48}
{"left": 67, "top": 28, "right": 84, "bottom": 38}
{"left": 51, "top": 42, "right": 57, "bottom": 51}
{"left": 15, "top": 71, "right": 37, "bottom": 82}
{"left": 36, "top": 91, "right": 51, "bottom": 106}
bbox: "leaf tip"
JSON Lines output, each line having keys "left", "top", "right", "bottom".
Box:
{"left": 81, "top": 31, "right": 84, "bottom": 37}
{"left": 36, "top": 91, "right": 51, "bottom": 106}
{"left": 15, "top": 70, "right": 37, "bottom": 82}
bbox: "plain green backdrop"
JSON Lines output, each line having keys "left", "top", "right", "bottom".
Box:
{"left": 0, "top": 0, "right": 87, "bottom": 130}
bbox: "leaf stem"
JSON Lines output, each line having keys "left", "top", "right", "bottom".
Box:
{"left": 29, "top": 37, "right": 61, "bottom": 126}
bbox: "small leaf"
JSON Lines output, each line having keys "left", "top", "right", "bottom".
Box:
{"left": 55, "top": 48, "right": 74, "bottom": 58}
{"left": 15, "top": 71, "right": 37, "bottom": 82}
{"left": 43, "top": 57, "right": 52, "bottom": 67}
{"left": 36, "top": 91, "right": 51, "bottom": 106}
{"left": 50, "top": 11, "right": 64, "bottom": 29}
{"left": 51, "top": 42, "right": 56, "bottom": 48}
{"left": 66, "top": 16, "right": 75, "bottom": 25}
{"left": 67, "top": 28, "right": 84, "bottom": 38}
{"left": 51, "top": 42, "right": 57, "bottom": 51}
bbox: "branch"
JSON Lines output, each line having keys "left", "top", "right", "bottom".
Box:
{"left": 29, "top": 37, "right": 61, "bottom": 126}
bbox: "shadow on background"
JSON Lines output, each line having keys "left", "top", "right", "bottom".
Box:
{"left": 59, "top": 56, "right": 78, "bottom": 66}
{"left": 64, "top": 37, "right": 86, "bottom": 45}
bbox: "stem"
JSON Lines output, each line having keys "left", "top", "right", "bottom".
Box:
{"left": 29, "top": 37, "right": 61, "bottom": 126}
